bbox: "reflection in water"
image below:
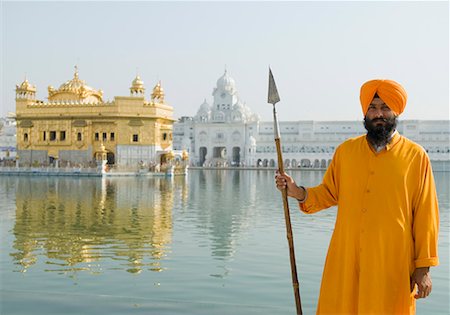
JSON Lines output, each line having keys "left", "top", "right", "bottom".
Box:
{"left": 191, "top": 170, "right": 258, "bottom": 262}
{"left": 8, "top": 170, "right": 448, "bottom": 279}
{"left": 11, "top": 176, "right": 188, "bottom": 274}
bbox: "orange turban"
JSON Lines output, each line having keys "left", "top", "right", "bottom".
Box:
{"left": 360, "top": 79, "right": 407, "bottom": 116}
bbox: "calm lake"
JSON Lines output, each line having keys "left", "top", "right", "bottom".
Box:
{"left": 0, "top": 170, "right": 449, "bottom": 314}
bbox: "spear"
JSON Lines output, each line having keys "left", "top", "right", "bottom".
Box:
{"left": 268, "top": 68, "right": 303, "bottom": 315}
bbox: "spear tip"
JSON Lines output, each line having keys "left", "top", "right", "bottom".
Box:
{"left": 268, "top": 68, "right": 281, "bottom": 105}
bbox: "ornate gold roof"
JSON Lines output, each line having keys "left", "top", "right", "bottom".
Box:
{"left": 16, "top": 78, "right": 36, "bottom": 93}
{"left": 48, "top": 66, "right": 103, "bottom": 103}
{"left": 151, "top": 81, "right": 165, "bottom": 103}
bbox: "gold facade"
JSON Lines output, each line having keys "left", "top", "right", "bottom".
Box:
{"left": 15, "top": 67, "right": 175, "bottom": 166}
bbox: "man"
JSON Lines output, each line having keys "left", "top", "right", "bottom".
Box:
{"left": 275, "top": 79, "right": 439, "bottom": 314}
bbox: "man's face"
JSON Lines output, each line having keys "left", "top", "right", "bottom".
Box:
{"left": 365, "top": 97, "right": 396, "bottom": 126}
{"left": 364, "top": 97, "right": 397, "bottom": 145}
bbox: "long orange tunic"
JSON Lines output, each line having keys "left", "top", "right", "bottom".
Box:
{"left": 300, "top": 132, "right": 439, "bottom": 314}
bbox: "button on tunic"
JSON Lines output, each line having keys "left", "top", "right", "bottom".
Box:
{"left": 300, "top": 133, "right": 439, "bottom": 314}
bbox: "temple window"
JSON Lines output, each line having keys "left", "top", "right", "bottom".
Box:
{"left": 24, "top": 133, "right": 29, "bottom": 142}
{"left": 77, "top": 132, "right": 82, "bottom": 141}
{"left": 110, "top": 133, "right": 115, "bottom": 141}
{"left": 163, "top": 133, "right": 167, "bottom": 141}
{"left": 60, "top": 131, "right": 66, "bottom": 141}
{"left": 95, "top": 133, "right": 99, "bottom": 141}
{"left": 103, "top": 132, "right": 107, "bottom": 141}
{"left": 50, "top": 131, "right": 56, "bottom": 141}
{"left": 132, "top": 134, "right": 139, "bottom": 142}
{"left": 43, "top": 131, "right": 46, "bottom": 141}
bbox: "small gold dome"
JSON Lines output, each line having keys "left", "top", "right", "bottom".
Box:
{"left": 130, "top": 75, "right": 145, "bottom": 96}
{"left": 132, "top": 75, "right": 144, "bottom": 88}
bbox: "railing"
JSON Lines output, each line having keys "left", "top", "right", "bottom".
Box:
{"left": 0, "top": 166, "right": 101, "bottom": 176}
{"left": 0, "top": 163, "right": 190, "bottom": 177}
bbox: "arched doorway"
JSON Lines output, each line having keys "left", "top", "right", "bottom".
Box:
{"left": 199, "top": 147, "right": 207, "bottom": 166}
{"left": 301, "top": 159, "right": 311, "bottom": 168}
{"left": 314, "top": 159, "right": 320, "bottom": 168}
{"left": 107, "top": 152, "right": 115, "bottom": 165}
{"left": 213, "top": 147, "right": 226, "bottom": 158}
{"left": 269, "top": 159, "right": 276, "bottom": 167}
{"left": 292, "top": 159, "right": 298, "bottom": 168}
{"left": 232, "top": 147, "right": 240, "bottom": 166}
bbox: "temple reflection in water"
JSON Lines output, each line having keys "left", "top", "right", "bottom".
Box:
{"left": 11, "top": 176, "right": 188, "bottom": 274}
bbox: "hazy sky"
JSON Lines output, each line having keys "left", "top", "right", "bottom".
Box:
{"left": 1, "top": 1, "right": 449, "bottom": 122}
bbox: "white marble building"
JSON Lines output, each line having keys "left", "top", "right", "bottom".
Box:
{"left": 173, "top": 71, "right": 450, "bottom": 169}
{"left": 173, "top": 70, "right": 260, "bottom": 167}
{"left": 0, "top": 114, "right": 17, "bottom": 160}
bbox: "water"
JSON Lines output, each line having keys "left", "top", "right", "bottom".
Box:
{"left": 0, "top": 170, "right": 448, "bottom": 314}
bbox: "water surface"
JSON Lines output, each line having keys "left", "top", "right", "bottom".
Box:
{"left": 0, "top": 170, "right": 448, "bottom": 314}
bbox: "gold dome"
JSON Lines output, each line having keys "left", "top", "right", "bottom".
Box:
{"left": 132, "top": 75, "right": 144, "bottom": 89}
{"left": 130, "top": 75, "right": 145, "bottom": 95}
{"left": 48, "top": 66, "right": 103, "bottom": 103}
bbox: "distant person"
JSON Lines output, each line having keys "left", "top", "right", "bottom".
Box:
{"left": 275, "top": 79, "right": 439, "bottom": 314}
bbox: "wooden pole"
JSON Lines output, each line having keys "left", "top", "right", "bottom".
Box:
{"left": 273, "top": 104, "right": 303, "bottom": 315}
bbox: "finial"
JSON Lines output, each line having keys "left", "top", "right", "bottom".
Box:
{"left": 74, "top": 65, "right": 79, "bottom": 79}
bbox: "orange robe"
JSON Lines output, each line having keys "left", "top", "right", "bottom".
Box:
{"left": 300, "top": 132, "right": 439, "bottom": 314}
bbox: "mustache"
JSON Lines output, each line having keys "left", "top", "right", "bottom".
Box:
{"left": 370, "top": 117, "right": 388, "bottom": 123}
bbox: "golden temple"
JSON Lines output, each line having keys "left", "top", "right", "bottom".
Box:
{"left": 15, "top": 66, "right": 175, "bottom": 168}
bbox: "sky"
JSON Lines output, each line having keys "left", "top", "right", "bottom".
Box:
{"left": 1, "top": 1, "right": 449, "bottom": 122}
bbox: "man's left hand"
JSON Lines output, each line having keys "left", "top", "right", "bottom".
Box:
{"left": 410, "top": 267, "right": 432, "bottom": 299}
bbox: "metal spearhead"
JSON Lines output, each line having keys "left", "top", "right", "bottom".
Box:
{"left": 268, "top": 68, "right": 281, "bottom": 105}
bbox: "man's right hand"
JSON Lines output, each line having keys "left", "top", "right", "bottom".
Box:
{"left": 275, "top": 171, "right": 306, "bottom": 201}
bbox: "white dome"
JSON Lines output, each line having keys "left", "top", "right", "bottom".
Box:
{"left": 198, "top": 99, "right": 210, "bottom": 112}
{"left": 216, "top": 70, "right": 236, "bottom": 91}
{"left": 196, "top": 99, "right": 211, "bottom": 121}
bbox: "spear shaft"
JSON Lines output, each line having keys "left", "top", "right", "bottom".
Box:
{"left": 269, "top": 69, "right": 303, "bottom": 315}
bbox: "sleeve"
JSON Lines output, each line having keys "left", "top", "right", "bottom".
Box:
{"left": 412, "top": 153, "right": 440, "bottom": 268}
{"left": 299, "top": 146, "right": 340, "bottom": 214}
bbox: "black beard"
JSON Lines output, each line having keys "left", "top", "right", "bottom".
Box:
{"left": 364, "top": 116, "right": 397, "bottom": 147}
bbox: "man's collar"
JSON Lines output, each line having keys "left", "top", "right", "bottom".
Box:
{"left": 385, "top": 130, "right": 401, "bottom": 151}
